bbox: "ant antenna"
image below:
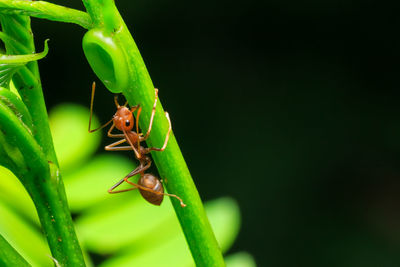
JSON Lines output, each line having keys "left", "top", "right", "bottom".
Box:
{"left": 88, "top": 82, "right": 113, "bottom": 133}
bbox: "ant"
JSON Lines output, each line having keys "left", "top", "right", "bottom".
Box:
{"left": 88, "top": 82, "right": 186, "bottom": 207}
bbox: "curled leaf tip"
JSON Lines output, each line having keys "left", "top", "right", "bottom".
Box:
{"left": 0, "top": 38, "right": 50, "bottom": 64}
{"left": 42, "top": 38, "right": 50, "bottom": 56}
{"left": 82, "top": 29, "right": 128, "bottom": 93}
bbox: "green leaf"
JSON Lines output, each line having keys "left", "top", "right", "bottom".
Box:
{"left": 99, "top": 229, "right": 192, "bottom": 267}
{"left": 0, "top": 167, "right": 94, "bottom": 267}
{"left": 49, "top": 103, "right": 101, "bottom": 172}
{"left": 63, "top": 154, "right": 136, "bottom": 212}
{"left": 0, "top": 234, "right": 30, "bottom": 267}
{"left": 0, "top": 4, "right": 85, "bottom": 266}
{"left": 0, "top": 128, "right": 26, "bottom": 171}
{"left": 0, "top": 39, "right": 49, "bottom": 88}
{"left": 225, "top": 252, "right": 257, "bottom": 267}
{"left": 0, "top": 86, "right": 33, "bottom": 131}
{"left": 0, "top": 63, "right": 22, "bottom": 88}
{"left": 0, "top": 202, "right": 52, "bottom": 266}
{"left": 75, "top": 193, "right": 173, "bottom": 254}
{"left": 206, "top": 197, "right": 241, "bottom": 252}
{"left": 0, "top": 0, "right": 92, "bottom": 29}
{"left": 77, "top": 197, "right": 240, "bottom": 266}
{"left": 0, "top": 39, "right": 49, "bottom": 64}
{"left": 0, "top": 166, "right": 39, "bottom": 225}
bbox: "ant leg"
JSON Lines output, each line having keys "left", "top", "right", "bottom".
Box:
{"left": 107, "top": 124, "right": 141, "bottom": 158}
{"left": 122, "top": 128, "right": 143, "bottom": 159}
{"left": 107, "top": 123, "right": 125, "bottom": 138}
{"left": 126, "top": 103, "right": 142, "bottom": 149}
{"left": 88, "top": 81, "right": 113, "bottom": 133}
{"left": 105, "top": 138, "right": 141, "bottom": 159}
{"left": 108, "top": 185, "right": 139, "bottom": 194}
{"left": 143, "top": 112, "right": 172, "bottom": 153}
{"left": 131, "top": 104, "right": 141, "bottom": 113}
{"left": 104, "top": 102, "right": 140, "bottom": 157}
{"left": 135, "top": 106, "right": 142, "bottom": 149}
{"left": 105, "top": 138, "right": 131, "bottom": 151}
{"left": 116, "top": 159, "right": 185, "bottom": 207}
{"left": 141, "top": 88, "right": 159, "bottom": 141}
{"left": 108, "top": 179, "right": 139, "bottom": 193}
{"left": 108, "top": 162, "right": 151, "bottom": 193}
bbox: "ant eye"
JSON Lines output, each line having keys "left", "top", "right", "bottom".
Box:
{"left": 125, "top": 120, "right": 130, "bottom": 127}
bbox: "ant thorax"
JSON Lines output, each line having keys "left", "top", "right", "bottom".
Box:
{"left": 124, "top": 131, "right": 140, "bottom": 146}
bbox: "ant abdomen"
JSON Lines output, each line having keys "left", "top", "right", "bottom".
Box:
{"left": 138, "top": 173, "right": 164, "bottom": 206}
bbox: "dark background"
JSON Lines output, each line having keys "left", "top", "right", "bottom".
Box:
{"left": 33, "top": 1, "right": 400, "bottom": 266}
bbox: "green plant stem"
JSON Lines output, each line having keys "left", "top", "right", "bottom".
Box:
{"left": 0, "top": 102, "right": 46, "bottom": 168}
{"left": 0, "top": 234, "right": 30, "bottom": 267}
{"left": 0, "top": 11, "right": 85, "bottom": 267}
{"left": 82, "top": 1, "right": 225, "bottom": 266}
{"left": 1, "top": 14, "right": 55, "bottom": 159}
{"left": 0, "top": 102, "right": 85, "bottom": 266}
{"left": 0, "top": 0, "right": 92, "bottom": 29}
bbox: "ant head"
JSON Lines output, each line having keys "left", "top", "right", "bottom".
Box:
{"left": 113, "top": 106, "right": 134, "bottom": 131}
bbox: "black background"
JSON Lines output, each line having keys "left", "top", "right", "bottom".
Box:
{"left": 33, "top": 1, "right": 400, "bottom": 266}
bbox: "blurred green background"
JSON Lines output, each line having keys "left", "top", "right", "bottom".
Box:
{"left": 27, "top": 0, "right": 400, "bottom": 266}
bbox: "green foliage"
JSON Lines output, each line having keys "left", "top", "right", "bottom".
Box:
{"left": 0, "top": 0, "right": 256, "bottom": 266}
{"left": 0, "top": 39, "right": 49, "bottom": 64}
{"left": 0, "top": 103, "right": 255, "bottom": 266}
{"left": 0, "top": 234, "right": 30, "bottom": 267}
{"left": 0, "top": 6, "right": 85, "bottom": 266}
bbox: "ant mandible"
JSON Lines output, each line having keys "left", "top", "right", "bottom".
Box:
{"left": 88, "top": 82, "right": 186, "bottom": 207}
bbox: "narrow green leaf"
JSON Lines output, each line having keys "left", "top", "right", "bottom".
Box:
{"left": 0, "top": 32, "right": 28, "bottom": 54}
{"left": 0, "top": 91, "right": 85, "bottom": 267}
{"left": 0, "top": 39, "right": 49, "bottom": 64}
{"left": 0, "top": 202, "right": 52, "bottom": 266}
{"left": 0, "top": 99, "right": 46, "bottom": 175}
{"left": 0, "top": 234, "right": 31, "bottom": 267}
{"left": 0, "top": 129, "right": 26, "bottom": 171}
{"left": 0, "top": 137, "right": 17, "bottom": 171}
{"left": 0, "top": 5, "right": 86, "bottom": 266}
{"left": 0, "top": 87, "right": 33, "bottom": 131}
{"left": 0, "top": 12, "right": 57, "bottom": 160}
{"left": 0, "top": 0, "right": 92, "bottom": 29}
{"left": 0, "top": 63, "right": 22, "bottom": 87}
{"left": 0, "top": 37, "right": 49, "bottom": 89}
{"left": 0, "top": 166, "right": 39, "bottom": 225}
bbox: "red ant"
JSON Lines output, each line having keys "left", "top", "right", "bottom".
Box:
{"left": 88, "top": 82, "right": 186, "bottom": 207}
